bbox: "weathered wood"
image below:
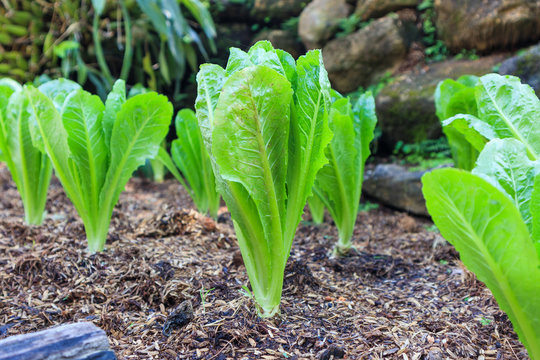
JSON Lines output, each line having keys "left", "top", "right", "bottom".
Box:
{"left": 0, "top": 322, "right": 116, "bottom": 360}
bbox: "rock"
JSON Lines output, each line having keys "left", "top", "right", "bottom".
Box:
{"left": 499, "top": 43, "right": 540, "bottom": 97}
{"left": 212, "top": 23, "right": 254, "bottom": 67}
{"left": 251, "top": 0, "right": 308, "bottom": 22}
{"left": 435, "top": 0, "right": 540, "bottom": 53}
{"left": 209, "top": 0, "right": 251, "bottom": 22}
{"left": 363, "top": 164, "right": 429, "bottom": 216}
{"left": 355, "top": 0, "right": 420, "bottom": 20}
{"left": 298, "top": 0, "right": 351, "bottom": 50}
{"left": 252, "top": 29, "right": 305, "bottom": 58}
{"left": 376, "top": 55, "right": 506, "bottom": 150}
{"left": 323, "top": 15, "right": 418, "bottom": 93}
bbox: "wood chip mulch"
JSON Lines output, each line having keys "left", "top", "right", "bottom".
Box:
{"left": 0, "top": 164, "right": 528, "bottom": 359}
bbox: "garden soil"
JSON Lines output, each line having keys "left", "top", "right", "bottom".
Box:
{"left": 0, "top": 164, "right": 528, "bottom": 359}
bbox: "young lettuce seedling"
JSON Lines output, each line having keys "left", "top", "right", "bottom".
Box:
{"left": 25, "top": 79, "right": 173, "bottom": 252}
{"left": 195, "top": 41, "right": 332, "bottom": 317}
{"left": 158, "top": 109, "right": 221, "bottom": 218}
{"left": 423, "top": 74, "right": 540, "bottom": 359}
{"left": 0, "top": 78, "right": 52, "bottom": 225}
{"left": 307, "top": 195, "right": 325, "bottom": 224}
{"left": 311, "top": 91, "right": 377, "bottom": 255}
{"left": 434, "top": 75, "right": 480, "bottom": 170}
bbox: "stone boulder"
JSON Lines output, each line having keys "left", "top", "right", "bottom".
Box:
{"left": 209, "top": 0, "right": 251, "bottom": 22}
{"left": 251, "top": 0, "right": 308, "bottom": 22}
{"left": 323, "top": 15, "right": 418, "bottom": 93}
{"left": 435, "top": 0, "right": 540, "bottom": 53}
{"left": 376, "top": 55, "right": 506, "bottom": 150}
{"left": 499, "top": 43, "right": 540, "bottom": 97}
{"left": 212, "top": 23, "right": 254, "bottom": 67}
{"left": 355, "top": 0, "right": 420, "bottom": 20}
{"left": 252, "top": 29, "right": 305, "bottom": 59}
{"left": 298, "top": 0, "right": 351, "bottom": 50}
{"left": 363, "top": 164, "right": 429, "bottom": 216}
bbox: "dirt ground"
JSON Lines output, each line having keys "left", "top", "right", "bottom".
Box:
{"left": 0, "top": 164, "right": 528, "bottom": 359}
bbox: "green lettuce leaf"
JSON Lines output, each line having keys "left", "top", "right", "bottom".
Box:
{"left": 171, "top": 108, "right": 220, "bottom": 218}
{"left": 475, "top": 74, "right": 540, "bottom": 160}
{"left": 473, "top": 138, "right": 540, "bottom": 234}
{"left": 307, "top": 195, "right": 325, "bottom": 224}
{"left": 422, "top": 168, "right": 540, "bottom": 357}
{"left": 435, "top": 76, "right": 479, "bottom": 170}
{"left": 103, "top": 79, "right": 126, "bottom": 148}
{"left": 284, "top": 49, "right": 332, "bottom": 247}
{"left": 1, "top": 85, "right": 52, "bottom": 224}
{"left": 100, "top": 93, "right": 172, "bottom": 224}
{"left": 313, "top": 92, "right": 377, "bottom": 254}
{"left": 62, "top": 90, "right": 108, "bottom": 215}
{"left": 530, "top": 173, "right": 540, "bottom": 245}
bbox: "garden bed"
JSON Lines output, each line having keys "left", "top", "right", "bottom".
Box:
{"left": 0, "top": 164, "right": 527, "bottom": 359}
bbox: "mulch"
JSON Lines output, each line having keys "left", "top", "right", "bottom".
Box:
{"left": 0, "top": 164, "right": 528, "bottom": 359}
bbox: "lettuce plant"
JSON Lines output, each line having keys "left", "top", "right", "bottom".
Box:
{"left": 158, "top": 109, "right": 220, "bottom": 218}
{"left": 311, "top": 91, "right": 377, "bottom": 255}
{"left": 25, "top": 79, "right": 173, "bottom": 252}
{"left": 195, "top": 41, "right": 332, "bottom": 317}
{"left": 307, "top": 195, "right": 325, "bottom": 224}
{"left": 422, "top": 74, "right": 540, "bottom": 358}
{"left": 0, "top": 78, "right": 53, "bottom": 225}
{"left": 434, "top": 75, "right": 479, "bottom": 170}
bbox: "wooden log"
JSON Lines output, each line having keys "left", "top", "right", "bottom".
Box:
{"left": 0, "top": 322, "right": 116, "bottom": 360}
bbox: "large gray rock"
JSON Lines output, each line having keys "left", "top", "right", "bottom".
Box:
{"left": 376, "top": 55, "right": 506, "bottom": 150}
{"left": 252, "top": 29, "right": 305, "bottom": 59}
{"left": 251, "top": 0, "right": 308, "bottom": 21}
{"left": 499, "top": 43, "right": 540, "bottom": 97}
{"left": 435, "top": 0, "right": 540, "bottom": 52}
{"left": 323, "top": 15, "right": 417, "bottom": 93}
{"left": 298, "top": 0, "right": 351, "bottom": 50}
{"left": 363, "top": 164, "right": 429, "bottom": 216}
{"left": 355, "top": 0, "right": 420, "bottom": 20}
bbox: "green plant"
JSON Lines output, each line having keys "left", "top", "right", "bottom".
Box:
{"left": 25, "top": 79, "right": 173, "bottom": 252}
{"left": 358, "top": 201, "right": 378, "bottom": 212}
{"left": 0, "top": 78, "right": 52, "bottom": 224}
{"left": 393, "top": 138, "right": 452, "bottom": 170}
{"left": 422, "top": 74, "right": 540, "bottom": 359}
{"left": 434, "top": 75, "right": 480, "bottom": 170}
{"left": 335, "top": 15, "right": 371, "bottom": 38}
{"left": 41, "top": 0, "right": 216, "bottom": 104}
{"left": 311, "top": 91, "right": 377, "bottom": 255}
{"left": 195, "top": 41, "right": 332, "bottom": 317}
{"left": 159, "top": 109, "right": 220, "bottom": 218}
{"left": 307, "top": 195, "right": 325, "bottom": 224}
{"left": 418, "top": 0, "right": 448, "bottom": 62}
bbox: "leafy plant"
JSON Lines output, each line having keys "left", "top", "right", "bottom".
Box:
{"left": 311, "top": 91, "right": 377, "bottom": 255}
{"left": 25, "top": 79, "right": 173, "bottom": 252}
{"left": 307, "top": 195, "right": 325, "bottom": 224}
{"left": 158, "top": 109, "right": 220, "bottom": 218}
{"left": 392, "top": 137, "right": 452, "bottom": 171}
{"left": 417, "top": 0, "right": 448, "bottom": 62}
{"left": 195, "top": 41, "right": 332, "bottom": 317}
{"left": 434, "top": 75, "right": 479, "bottom": 170}
{"left": 335, "top": 15, "right": 372, "bottom": 38}
{"left": 0, "top": 78, "right": 52, "bottom": 224}
{"left": 422, "top": 74, "right": 540, "bottom": 359}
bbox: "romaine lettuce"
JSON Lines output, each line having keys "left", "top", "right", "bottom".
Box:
{"left": 311, "top": 91, "right": 377, "bottom": 255}
{"left": 423, "top": 74, "right": 540, "bottom": 358}
{"left": 158, "top": 109, "right": 221, "bottom": 218}
{"left": 25, "top": 79, "right": 173, "bottom": 252}
{"left": 195, "top": 41, "right": 332, "bottom": 317}
{"left": 0, "top": 78, "right": 53, "bottom": 225}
